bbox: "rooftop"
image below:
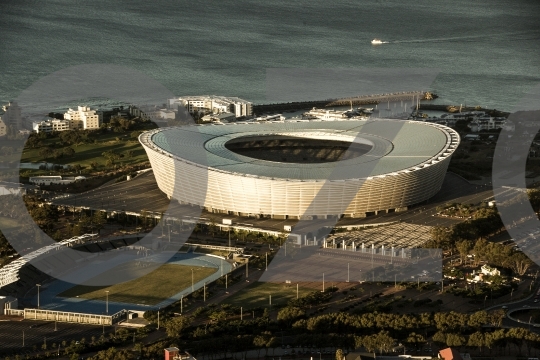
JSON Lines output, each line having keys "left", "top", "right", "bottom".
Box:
{"left": 141, "top": 119, "right": 459, "bottom": 181}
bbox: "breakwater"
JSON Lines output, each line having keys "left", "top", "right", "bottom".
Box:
{"left": 418, "top": 104, "right": 510, "bottom": 117}
{"left": 252, "top": 91, "right": 436, "bottom": 114}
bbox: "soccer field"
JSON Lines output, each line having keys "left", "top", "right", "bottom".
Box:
{"left": 223, "top": 282, "right": 312, "bottom": 309}
{"left": 58, "top": 263, "right": 216, "bottom": 305}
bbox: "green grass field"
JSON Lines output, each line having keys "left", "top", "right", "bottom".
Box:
{"left": 223, "top": 282, "right": 312, "bottom": 308}
{"left": 20, "top": 132, "right": 150, "bottom": 176}
{"left": 58, "top": 263, "right": 217, "bottom": 305}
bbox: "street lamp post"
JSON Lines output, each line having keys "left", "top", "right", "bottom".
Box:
{"left": 105, "top": 290, "right": 109, "bottom": 314}
{"left": 36, "top": 284, "right": 41, "bottom": 309}
{"left": 484, "top": 295, "right": 488, "bottom": 308}
{"left": 191, "top": 268, "right": 194, "bottom": 292}
{"left": 347, "top": 263, "right": 350, "bottom": 283}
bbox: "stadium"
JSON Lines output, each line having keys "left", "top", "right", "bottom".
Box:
{"left": 139, "top": 119, "right": 460, "bottom": 219}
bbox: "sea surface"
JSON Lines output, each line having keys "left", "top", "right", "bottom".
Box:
{"left": 1, "top": 0, "right": 539, "bottom": 112}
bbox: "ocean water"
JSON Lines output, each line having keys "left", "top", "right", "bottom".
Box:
{"left": 0, "top": 0, "right": 539, "bottom": 112}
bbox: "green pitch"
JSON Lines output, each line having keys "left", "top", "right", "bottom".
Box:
{"left": 223, "top": 281, "right": 312, "bottom": 308}
{"left": 58, "top": 263, "right": 216, "bottom": 305}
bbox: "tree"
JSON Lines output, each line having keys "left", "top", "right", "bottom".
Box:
{"left": 62, "top": 147, "right": 75, "bottom": 157}
{"left": 164, "top": 316, "right": 191, "bottom": 338}
{"left": 208, "top": 215, "right": 218, "bottom": 238}
{"left": 277, "top": 306, "right": 305, "bottom": 326}
{"left": 455, "top": 239, "right": 473, "bottom": 264}
{"left": 335, "top": 349, "right": 344, "bottom": 360}
{"left": 468, "top": 331, "right": 486, "bottom": 353}
{"left": 405, "top": 332, "right": 426, "bottom": 351}
{"left": 489, "top": 309, "right": 505, "bottom": 327}
{"left": 92, "top": 211, "right": 107, "bottom": 233}
{"left": 446, "top": 333, "right": 465, "bottom": 347}
{"left": 429, "top": 226, "right": 453, "bottom": 250}
{"left": 509, "top": 252, "right": 533, "bottom": 276}
{"left": 253, "top": 335, "right": 267, "bottom": 358}
{"left": 432, "top": 331, "right": 447, "bottom": 347}
{"left": 208, "top": 310, "right": 227, "bottom": 323}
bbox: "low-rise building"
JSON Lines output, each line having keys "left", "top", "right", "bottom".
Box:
{"left": 481, "top": 264, "right": 500, "bottom": 276}
{"left": 168, "top": 95, "right": 253, "bottom": 118}
{"left": 164, "top": 347, "right": 196, "bottom": 360}
{"left": 32, "top": 118, "right": 72, "bottom": 133}
{"left": 438, "top": 347, "right": 469, "bottom": 360}
{"left": 254, "top": 114, "right": 285, "bottom": 122}
{"left": 29, "top": 175, "right": 86, "bottom": 186}
{"left": 201, "top": 112, "right": 237, "bottom": 123}
{"left": 468, "top": 116, "right": 507, "bottom": 132}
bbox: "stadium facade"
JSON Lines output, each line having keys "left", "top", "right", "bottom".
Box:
{"left": 140, "top": 119, "right": 460, "bottom": 219}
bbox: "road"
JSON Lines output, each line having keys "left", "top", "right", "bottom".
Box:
{"left": 49, "top": 171, "right": 493, "bottom": 234}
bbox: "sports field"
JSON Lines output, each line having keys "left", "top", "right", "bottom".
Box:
{"left": 223, "top": 282, "right": 312, "bottom": 308}
{"left": 58, "top": 263, "right": 216, "bottom": 305}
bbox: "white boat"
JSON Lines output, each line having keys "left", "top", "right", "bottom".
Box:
{"left": 371, "top": 38, "right": 383, "bottom": 45}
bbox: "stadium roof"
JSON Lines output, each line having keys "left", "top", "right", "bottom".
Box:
{"left": 142, "top": 119, "right": 459, "bottom": 181}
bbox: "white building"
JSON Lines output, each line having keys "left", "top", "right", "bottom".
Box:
{"left": 468, "top": 117, "right": 507, "bottom": 132}
{"left": 32, "top": 118, "right": 72, "bottom": 133}
{"left": 64, "top": 106, "right": 101, "bottom": 130}
{"left": 481, "top": 264, "right": 500, "bottom": 276}
{"left": 168, "top": 96, "right": 253, "bottom": 118}
{"left": 253, "top": 114, "right": 285, "bottom": 122}
{"left": 201, "top": 112, "right": 236, "bottom": 123}
{"left": 303, "top": 107, "right": 359, "bottom": 121}
{"left": 29, "top": 175, "right": 86, "bottom": 186}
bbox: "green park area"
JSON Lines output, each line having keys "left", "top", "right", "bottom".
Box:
{"left": 20, "top": 130, "right": 150, "bottom": 177}
{"left": 58, "top": 263, "right": 216, "bottom": 305}
{"left": 223, "top": 281, "right": 312, "bottom": 308}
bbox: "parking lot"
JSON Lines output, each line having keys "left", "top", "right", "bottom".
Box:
{"left": 0, "top": 320, "right": 112, "bottom": 355}
{"left": 326, "top": 223, "right": 433, "bottom": 249}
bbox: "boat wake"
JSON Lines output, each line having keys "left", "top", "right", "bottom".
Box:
{"left": 391, "top": 30, "right": 539, "bottom": 44}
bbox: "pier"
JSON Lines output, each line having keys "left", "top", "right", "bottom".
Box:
{"left": 326, "top": 91, "right": 435, "bottom": 107}
{"left": 252, "top": 91, "right": 436, "bottom": 114}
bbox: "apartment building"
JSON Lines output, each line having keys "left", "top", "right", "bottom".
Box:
{"left": 64, "top": 106, "right": 101, "bottom": 130}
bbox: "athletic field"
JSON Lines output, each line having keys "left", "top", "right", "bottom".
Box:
{"left": 58, "top": 263, "right": 216, "bottom": 305}
{"left": 223, "top": 282, "right": 312, "bottom": 308}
